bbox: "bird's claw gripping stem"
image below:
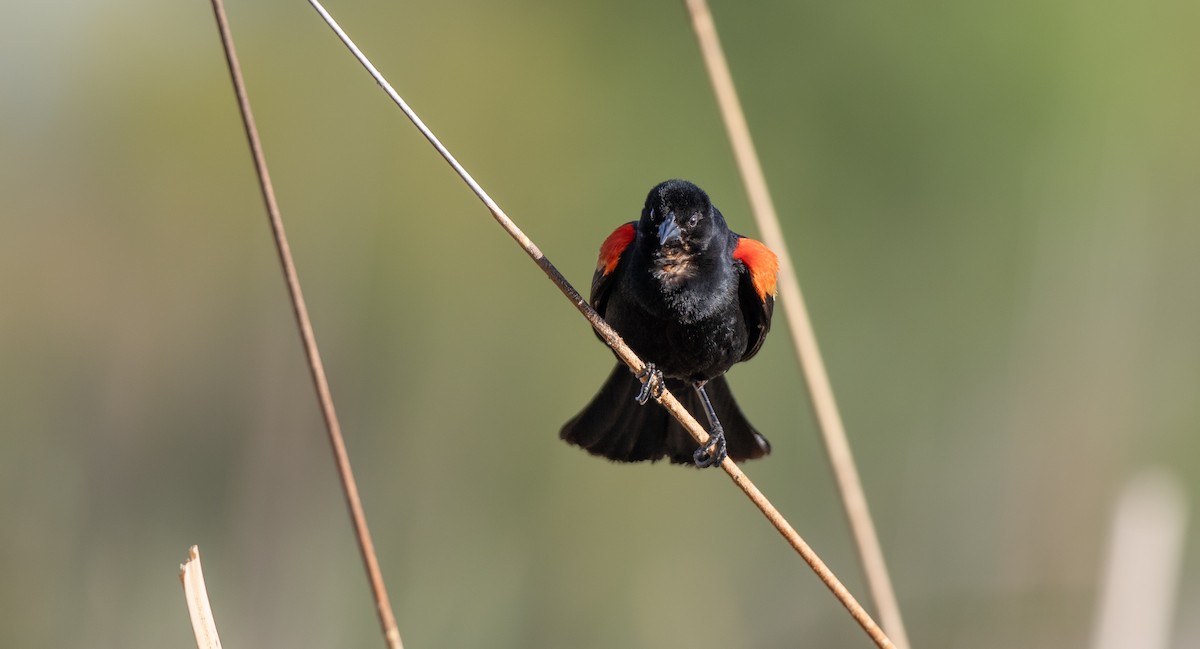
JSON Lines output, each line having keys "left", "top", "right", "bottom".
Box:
{"left": 691, "top": 380, "right": 727, "bottom": 468}
{"left": 634, "top": 364, "right": 665, "bottom": 405}
{"left": 693, "top": 427, "right": 727, "bottom": 468}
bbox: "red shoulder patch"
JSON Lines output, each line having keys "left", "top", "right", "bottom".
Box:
{"left": 733, "top": 237, "right": 779, "bottom": 300}
{"left": 596, "top": 222, "right": 636, "bottom": 275}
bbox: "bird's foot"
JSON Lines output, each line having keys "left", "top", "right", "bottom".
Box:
{"left": 634, "top": 364, "right": 665, "bottom": 405}
{"left": 693, "top": 427, "right": 727, "bottom": 468}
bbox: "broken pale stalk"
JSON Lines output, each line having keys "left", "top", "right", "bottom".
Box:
{"left": 179, "top": 546, "right": 224, "bottom": 649}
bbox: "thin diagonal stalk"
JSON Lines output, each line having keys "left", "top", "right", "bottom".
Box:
{"left": 208, "top": 2, "right": 403, "bottom": 648}
{"left": 305, "top": 2, "right": 895, "bottom": 647}
{"left": 682, "top": 1, "right": 911, "bottom": 647}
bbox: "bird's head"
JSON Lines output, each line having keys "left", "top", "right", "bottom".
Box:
{"left": 639, "top": 180, "right": 728, "bottom": 284}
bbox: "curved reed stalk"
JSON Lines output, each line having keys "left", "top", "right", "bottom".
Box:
{"left": 305, "top": 2, "right": 896, "bottom": 647}
{"left": 683, "top": 1, "right": 911, "bottom": 647}
{"left": 209, "top": 1, "right": 403, "bottom": 647}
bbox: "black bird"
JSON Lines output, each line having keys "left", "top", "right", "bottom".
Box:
{"left": 560, "top": 179, "right": 778, "bottom": 467}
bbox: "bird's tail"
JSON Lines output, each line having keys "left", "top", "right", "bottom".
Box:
{"left": 560, "top": 364, "right": 771, "bottom": 465}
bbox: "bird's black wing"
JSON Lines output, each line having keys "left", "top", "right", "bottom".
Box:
{"left": 591, "top": 221, "right": 637, "bottom": 316}
{"left": 732, "top": 234, "right": 778, "bottom": 362}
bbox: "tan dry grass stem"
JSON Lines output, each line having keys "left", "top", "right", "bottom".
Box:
{"left": 683, "top": 1, "right": 911, "bottom": 647}
{"left": 209, "top": 1, "right": 404, "bottom": 648}
{"left": 179, "top": 546, "right": 224, "bottom": 649}
{"left": 306, "top": 1, "right": 895, "bottom": 647}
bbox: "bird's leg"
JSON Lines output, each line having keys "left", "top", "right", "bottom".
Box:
{"left": 635, "top": 363, "right": 665, "bottom": 405}
{"left": 691, "top": 380, "right": 728, "bottom": 468}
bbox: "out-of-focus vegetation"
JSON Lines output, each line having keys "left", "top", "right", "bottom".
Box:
{"left": 2, "top": 0, "right": 1198, "bottom": 647}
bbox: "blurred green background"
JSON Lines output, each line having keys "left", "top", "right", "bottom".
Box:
{"left": 2, "top": 0, "right": 1198, "bottom": 647}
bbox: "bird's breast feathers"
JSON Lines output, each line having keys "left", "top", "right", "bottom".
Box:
{"left": 651, "top": 246, "right": 699, "bottom": 287}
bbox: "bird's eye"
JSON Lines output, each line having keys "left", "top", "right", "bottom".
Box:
{"left": 687, "top": 213, "right": 701, "bottom": 228}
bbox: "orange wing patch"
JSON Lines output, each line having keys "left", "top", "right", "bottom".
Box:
{"left": 733, "top": 237, "right": 779, "bottom": 300}
{"left": 597, "top": 222, "right": 636, "bottom": 275}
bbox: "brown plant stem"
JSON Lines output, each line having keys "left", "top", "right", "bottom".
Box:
{"left": 180, "top": 546, "right": 224, "bottom": 649}
{"left": 305, "top": 2, "right": 894, "bottom": 647}
{"left": 683, "top": 1, "right": 911, "bottom": 647}
{"left": 208, "top": 2, "right": 403, "bottom": 648}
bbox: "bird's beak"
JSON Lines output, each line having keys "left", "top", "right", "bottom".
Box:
{"left": 657, "top": 215, "right": 682, "bottom": 245}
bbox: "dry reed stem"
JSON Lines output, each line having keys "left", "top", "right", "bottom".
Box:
{"left": 1090, "top": 469, "right": 1188, "bottom": 649}
{"left": 683, "top": 1, "right": 911, "bottom": 647}
{"left": 306, "top": 2, "right": 894, "bottom": 647}
{"left": 208, "top": 2, "right": 403, "bottom": 648}
{"left": 179, "top": 546, "right": 223, "bottom": 649}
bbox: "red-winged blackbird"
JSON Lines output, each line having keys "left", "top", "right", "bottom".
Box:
{"left": 561, "top": 179, "right": 779, "bottom": 468}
